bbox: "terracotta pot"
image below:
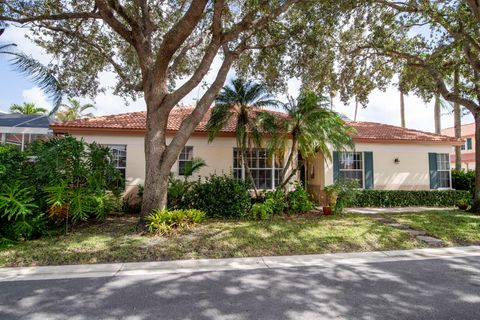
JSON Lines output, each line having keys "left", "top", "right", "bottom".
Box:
{"left": 322, "top": 206, "right": 332, "bottom": 215}
{"left": 457, "top": 204, "right": 468, "bottom": 210}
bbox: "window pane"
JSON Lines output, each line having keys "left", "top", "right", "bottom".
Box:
{"left": 233, "top": 148, "right": 281, "bottom": 189}
{"left": 339, "top": 171, "right": 363, "bottom": 188}
{"left": 438, "top": 171, "right": 450, "bottom": 188}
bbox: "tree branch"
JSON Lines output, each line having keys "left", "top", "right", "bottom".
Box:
{"left": 152, "top": 0, "right": 209, "bottom": 85}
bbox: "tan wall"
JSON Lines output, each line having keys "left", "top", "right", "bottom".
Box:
{"left": 322, "top": 143, "right": 454, "bottom": 190}
{"left": 72, "top": 133, "right": 293, "bottom": 192}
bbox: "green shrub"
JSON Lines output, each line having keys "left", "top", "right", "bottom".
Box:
{"left": 451, "top": 169, "right": 475, "bottom": 194}
{"left": 324, "top": 180, "right": 359, "bottom": 214}
{"left": 0, "top": 183, "right": 47, "bottom": 240}
{"left": 168, "top": 177, "right": 191, "bottom": 209}
{"left": 287, "top": 183, "right": 314, "bottom": 214}
{"left": 185, "top": 174, "right": 251, "bottom": 218}
{"left": 348, "top": 189, "right": 469, "bottom": 207}
{"left": 251, "top": 201, "right": 273, "bottom": 220}
{"left": 264, "top": 190, "right": 287, "bottom": 214}
{"left": 146, "top": 209, "right": 206, "bottom": 234}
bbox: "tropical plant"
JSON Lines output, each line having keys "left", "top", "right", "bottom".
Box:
{"left": 146, "top": 209, "right": 206, "bottom": 235}
{"left": 181, "top": 157, "right": 207, "bottom": 181}
{"left": 9, "top": 102, "right": 47, "bottom": 115}
{"left": 55, "top": 97, "right": 96, "bottom": 121}
{"left": 207, "top": 78, "right": 279, "bottom": 194}
{"left": 286, "top": 183, "right": 314, "bottom": 215}
{"left": 260, "top": 91, "right": 355, "bottom": 188}
{"left": 0, "top": 43, "right": 63, "bottom": 113}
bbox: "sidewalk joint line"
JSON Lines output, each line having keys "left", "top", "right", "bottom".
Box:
{"left": 261, "top": 257, "right": 271, "bottom": 269}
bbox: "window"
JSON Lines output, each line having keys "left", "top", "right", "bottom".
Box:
{"left": 467, "top": 138, "right": 473, "bottom": 150}
{"left": 233, "top": 148, "right": 283, "bottom": 189}
{"left": 436, "top": 153, "right": 451, "bottom": 188}
{"left": 178, "top": 146, "right": 193, "bottom": 175}
{"left": 105, "top": 145, "right": 127, "bottom": 181}
{"left": 338, "top": 152, "right": 363, "bottom": 188}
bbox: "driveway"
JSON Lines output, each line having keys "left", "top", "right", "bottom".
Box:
{"left": 1, "top": 247, "right": 480, "bottom": 320}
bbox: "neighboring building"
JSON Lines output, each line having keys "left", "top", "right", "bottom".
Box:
{"left": 0, "top": 114, "right": 52, "bottom": 150}
{"left": 441, "top": 123, "right": 475, "bottom": 170}
{"left": 51, "top": 109, "right": 463, "bottom": 203}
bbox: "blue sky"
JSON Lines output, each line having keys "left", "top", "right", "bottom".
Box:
{"left": 0, "top": 27, "right": 474, "bottom": 132}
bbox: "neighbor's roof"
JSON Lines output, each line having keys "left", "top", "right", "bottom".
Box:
{"left": 0, "top": 114, "right": 51, "bottom": 128}
{"left": 347, "top": 121, "right": 462, "bottom": 145}
{"left": 51, "top": 108, "right": 463, "bottom": 145}
{"left": 441, "top": 122, "right": 475, "bottom": 137}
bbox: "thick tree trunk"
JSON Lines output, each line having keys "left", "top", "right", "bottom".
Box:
{"left": 400, "top": 92, "right": 406, "bottom": 127}
{"left": 434, "top": 94, "right": 441, "bottom": 134}
{"left": 140, "top": 105, "right": 171, "bottom": 222}
{"left": 470, "top": 111, "right": 480, "bottom": 213}
{"left": 453, "top": 68, "right": 462, "bottom": 171}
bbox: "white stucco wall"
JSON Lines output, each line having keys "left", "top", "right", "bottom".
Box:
{"left": 73, "top": 133, "right": 292, "bottom": 192}
{"left": 324, "top": 143, "right": 454, "bottom": 190}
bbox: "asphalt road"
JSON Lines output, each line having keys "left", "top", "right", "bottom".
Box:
{"left": 1, "top": 255, "right": 480, "bottom": 320}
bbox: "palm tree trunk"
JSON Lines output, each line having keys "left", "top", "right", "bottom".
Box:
{"left": 279, "top": 137, "right": 298, "bottom": 189}
{"left": 354, "top": 99, "right": 359, "bottom": 121}
{"left": 434, "top": 94, "right": 441, "bottom": 134}
{"left": 453, "top": 68, "right": 462, "bottom": 170}
{"left": 400, "top": 91, "right": 406, "bottom": 128}
{"left": 240, "top": 135, "right": 258, "bottom": 197}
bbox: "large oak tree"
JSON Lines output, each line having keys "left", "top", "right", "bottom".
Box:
{"left": 0, "top": 1, "right": 353, "bottom": 221}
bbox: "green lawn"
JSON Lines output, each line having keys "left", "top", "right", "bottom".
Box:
{"left": 384, "top": 210, "right": 480, "bottom": 246}
{"left": 0, "top": 213, "right": 421, "bottom": 267}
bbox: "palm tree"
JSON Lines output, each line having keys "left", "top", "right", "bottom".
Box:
{"left": 207, "top": 78, "right": 279, "bottom": 193}
{"left": 182, "top": 157, "right": 207, "bottom": 182}
{"left": 0, "top": 43, "right": 63, "bottom": 114}
{"left": 55, "top": 97, "right": 96, "bottom": 121}
{"left": 9, "top": 102, "right": 47, "bottom": 115}
{"left": 260, "top": 91, "right": 355, "bottom": 189}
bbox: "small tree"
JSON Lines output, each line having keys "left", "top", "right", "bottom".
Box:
{"left": 207, "top": 78, "right": 279, "bottom": 194}
{"left": 260, "top": 91, "right": 355, "bottom": 189}
{"left": 55, "top": 97, "right": 96, "bottom": 121}
{"left": 9, "top": 102, "right": 47, "bottom": 115}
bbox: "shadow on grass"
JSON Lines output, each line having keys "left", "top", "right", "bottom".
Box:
{"left": 1, "top": 213, "right": 422, "bottom": 267}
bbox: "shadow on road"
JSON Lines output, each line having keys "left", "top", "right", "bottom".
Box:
{"left": 1, "top": 256, "right": 480, "bottom": 319}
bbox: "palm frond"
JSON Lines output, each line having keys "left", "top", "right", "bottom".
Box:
{"left": 0, "top": 48, "right": 63, "bottom": 114}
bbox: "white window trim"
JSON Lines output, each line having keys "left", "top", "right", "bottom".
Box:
{"left": 233, "top": 148, "right": 282, "bottom": 190}
{"left": 338, "top": 151, "right": 365, "bottom": 189}
{"left": 178, "top": 146, "right": 193, "bottom": 176}
{"left": 436, "top": 153, "right": 452, "bottom": 189}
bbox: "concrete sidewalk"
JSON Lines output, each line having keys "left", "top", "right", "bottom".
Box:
{"left": 1, "top": 246, "right": 479, "bottom": 282}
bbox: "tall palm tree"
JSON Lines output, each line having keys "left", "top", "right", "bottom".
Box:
{"left": 9, "top": 102, "right": 47, "bottom": 115}
{"left": 400, "top": 91, "right": 406, "bottom": 128}
{"left": 55, "top": 97, "right": 96, "bottom": 121}
{"left": 0, "top": 42, "right": 63, "bottom": 114}
{"left": 260, "top": 91, "right": 355, "bottom": 188}
{"left": 207, "top": 78, "right": 279, "bottom": 193}
{"left": 434, "top": 94, "right": 441, "bottom": 134}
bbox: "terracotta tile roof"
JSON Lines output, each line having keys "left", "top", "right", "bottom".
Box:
{"left": 51, "top": 108, "right": 462, "bottom": 144}
{"left": 347, "top": 121, "right": 462, "bottom": 144}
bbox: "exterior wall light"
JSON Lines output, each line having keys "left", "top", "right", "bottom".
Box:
{"left": 394, "top": 158, "right": 400, "bottom": 164}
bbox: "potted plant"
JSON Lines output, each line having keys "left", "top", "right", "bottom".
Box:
{"left": 456, "top": 198, "right": 469, "bottom": 210}
{"left": 323, "top": 185, "right": 338, "bottom": 215}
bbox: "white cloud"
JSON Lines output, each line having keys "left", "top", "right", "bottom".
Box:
{"left": 22, "top": 87, "right": 52, "bottom": 110}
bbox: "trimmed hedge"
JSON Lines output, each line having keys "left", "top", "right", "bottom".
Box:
{"left": 347, "top": 190, "right": 469, "bottom": 208}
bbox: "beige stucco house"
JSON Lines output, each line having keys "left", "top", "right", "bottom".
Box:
{"left": 442, "top": 122, "right": 476, "bottom": 170}
{"left": 51, "top": 108, "right": 463, "bottom": 204}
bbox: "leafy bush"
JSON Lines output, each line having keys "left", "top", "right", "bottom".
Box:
{"left": 348, "top": 189, "right": 469, "bottom": 207}
{"left": 0, "top": 183, "right": 47, "bottom": 240}
{"left": 452, "top": 169, "right": 475, "bottom": 194}
{"left": 324, "top": 180, "right": 359, "bottom": 214}
{"left": 0, "top": 136, "right": 123, "bottom": 241}
{"left": 168, "top": 176, "right": 191, "bottom": 209}
{"left": 146, "top": 209, "right": 206, "bottom": 234}
{"left": 185, "top": 174, "right": 251, "bottom": 218}
{"left": 287, "top": 183, "right": 314, "bottom": 214}
{"left": 264, "top": 190, "right": 287, "bottom": 214}
{"left": 251, "top": 201, "right": 274, "bottom": 220}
